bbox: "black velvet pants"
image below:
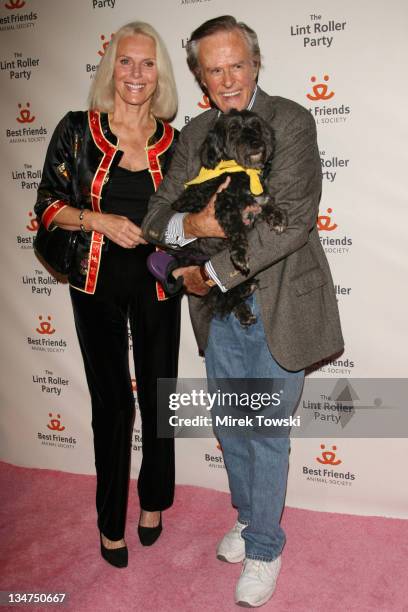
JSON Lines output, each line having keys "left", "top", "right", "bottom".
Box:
{"left": 70, "top": 242, "right": 181, "bottom": 540}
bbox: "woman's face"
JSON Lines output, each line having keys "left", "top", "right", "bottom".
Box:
{"left": 113, "top": 34, "right": 158, "bottom": 109}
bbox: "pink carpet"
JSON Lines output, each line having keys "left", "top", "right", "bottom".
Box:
{"left": 0, "top": 461, "right": 407, "bottom": 612}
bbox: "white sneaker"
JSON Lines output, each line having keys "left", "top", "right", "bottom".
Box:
{"left": 216, "top": 521, "right": 246, "bottom": 563}
{"left": 235, "top": 556, "right": 282, "bottom": 607}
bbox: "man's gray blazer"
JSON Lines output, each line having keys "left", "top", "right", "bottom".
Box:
{"left": 143, "top": 88, "right": 344, "bottom": 371}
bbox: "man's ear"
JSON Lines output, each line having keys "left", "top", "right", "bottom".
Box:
{"left": 252, "top": 59, "right": 260, "bottom": 80}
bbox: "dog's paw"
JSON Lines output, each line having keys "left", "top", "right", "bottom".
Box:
{"left": 234, "top": 304, "right": 257, "bottom": 327}
{"left": 272, "top": 210, "right": 288, "bottom": 234}
{"left": 231, "top": 253, "right": 249, "bottom": 275}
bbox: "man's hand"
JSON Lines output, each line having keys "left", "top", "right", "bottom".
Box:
{"left": 183, "top": 177, "right": 230, "bottom": 238}
{"left": 172, "top": 266, "right": 210, "bottom": 296}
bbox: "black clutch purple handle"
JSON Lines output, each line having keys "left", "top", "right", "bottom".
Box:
{"left": 147, "top": 251, "right": 184, "bottom": 295}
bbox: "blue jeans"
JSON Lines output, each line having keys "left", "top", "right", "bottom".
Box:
{"left": 205, "top": 294, "right": 304, "bottom": 562}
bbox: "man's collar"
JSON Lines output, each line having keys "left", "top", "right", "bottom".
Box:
{"left": 246, "top": 84, "right": 258, "bottom": 110}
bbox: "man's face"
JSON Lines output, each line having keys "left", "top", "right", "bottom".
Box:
{"left": 197, "top": 29, "right": 258, "bottom": 113}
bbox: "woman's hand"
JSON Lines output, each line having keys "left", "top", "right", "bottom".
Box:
{"left": 90, "top": 212, "right": 148, "bottom": 248}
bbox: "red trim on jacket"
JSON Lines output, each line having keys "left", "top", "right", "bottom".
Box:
{"left": 146, "top": 122, "right": 174, "bottom": 190}
{"left": 41, "top": 201, "right": 67, "bottom": 230}
{"left": 89, "top": 111, "right": 117, "bottom": 213}
{"left": 84, "top": 232, "right": 104, "bottom": 294}
{"left": 146, "top": 122, "right": 175, "bottom": 300}
{"left": 86, "top": 110, "right": 118, "bottom": 294}
{"left": 82, "top": 112, "right": 174, "bottom": 298}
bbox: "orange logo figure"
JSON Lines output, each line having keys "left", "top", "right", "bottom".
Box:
{"left": 198, "top": 94, "right": 211, "bottom": 109}
{"left": 316, "top": 443, "right": 342, "bottom": 465}
{"left": 317, "top": 208, "right": 337, "bottom": 232}
{"left": 47, "top": 413, "right": 65, "bottom": 432}
{"left": 5, "top": 0, "right": 26, "bottom": 8}
{"left": 17, "top": 102, "right": 35, "bottom": 123}
{"left": 36, "top": 315, "right": 56, "bottom": 335}
{"left": 26, "top": 211, "right": 39, "bottom": 231}
{"left": 306, "top": 75, "right": 335, "bottom": 101}
{"left": 98, "top": 33, "right": 114, "bottom": 57}
{"left": 131, "top": 379, "right": 137, "bottom": 392}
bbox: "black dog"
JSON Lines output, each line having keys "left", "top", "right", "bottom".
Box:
{"left": 149, "top": 110, "right": 287, "bottom": 326}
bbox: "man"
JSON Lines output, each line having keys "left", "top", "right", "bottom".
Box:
{"left": 143, "top": 15, "right": 343, "bottom": 608}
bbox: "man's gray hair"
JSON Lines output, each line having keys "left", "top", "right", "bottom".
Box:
{"left": 186, "top": 15, "right": 261, "bottom": 82}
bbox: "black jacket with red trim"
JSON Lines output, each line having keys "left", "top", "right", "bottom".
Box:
{"left": 34, "top": 110, "right": 178, "bottom": 294}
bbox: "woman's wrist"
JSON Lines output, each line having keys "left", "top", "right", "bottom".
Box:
{"left": 79, "top": 209, "right": 98, "bottom": 232}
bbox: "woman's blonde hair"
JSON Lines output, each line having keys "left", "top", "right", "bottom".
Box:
{"left": 88, "top": 21, "right": 178, "bottom": 120}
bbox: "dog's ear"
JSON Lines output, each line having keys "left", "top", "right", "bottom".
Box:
{"left": 200, "top": 123, "right": 226, "bottom": 168}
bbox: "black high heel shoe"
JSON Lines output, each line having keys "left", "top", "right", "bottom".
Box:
{"left": 100, "top": 534, "right": 128, "bottom": 568}
{"left": 138, "top": 512, "right": 162, "bottom": 546}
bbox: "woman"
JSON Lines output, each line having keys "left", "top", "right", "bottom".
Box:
{"left": 34, "top": 22, "right": 180, "bottom": 568}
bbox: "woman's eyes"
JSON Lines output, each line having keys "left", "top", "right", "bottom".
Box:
{"left": 118, "top": 58, "right": 155, "bottom": 68}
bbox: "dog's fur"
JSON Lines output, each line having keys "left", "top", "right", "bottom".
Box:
{"left": 172, "top": 109, "right": 287, "bottom": 326}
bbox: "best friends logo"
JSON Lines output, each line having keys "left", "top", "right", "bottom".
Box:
{"left": 5, "top": 0, "right": 26, "bottom": 8}
{"left": 198, "top": 94, "right": 211, "bottom": 109}
{"left": 302, "top": 443, "right": 356, "bottom": 486}
{"left": 16, "top": 101, "right": 34, "bottom": 122}
{"left": 27, "top": 314, "right": 67, "bottom": 352}
{"left": 307, "top": 73, "right": 351, "bottom": 125}
{"left": 36, "top": 315, "right": 55, "bottom": 335}
{"left": 316, "top": 443, "right": 341, "bottom": 465}
{"left": 26, "top": 211, "right": 38, "bottom": 230}
{"left": 98, "top": 33, "right": 114, "bottom": 57}
{"left": 317, "top": 208, "right": 337, "bottom": 232}
{"left": 85, "top": 33, "right": 114, "bottom": 78}
{"left": 6, "top": 101, "right": 47, "bottom": 143}
{"left": 307, "top": 75, "right": 334, "bottom": 101}
{"left": 47, "top": 413, "right": 65, "bottom": 431}
{"left": 1, "top": 1, "right": 37, "bottom": 31}
{"left": 317, "top": 208, "right": 353, "bottom": 256}
{"left": 38, "top": 412, "right": 77, "bottom": 449}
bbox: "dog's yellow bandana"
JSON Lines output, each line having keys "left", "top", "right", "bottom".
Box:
{"left": 185, "top": 160, "right": 263, "bottom": 195}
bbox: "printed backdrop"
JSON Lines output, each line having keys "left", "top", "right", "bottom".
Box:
{"left": 1, "top": 0, "right": 407, "bottom": 518}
